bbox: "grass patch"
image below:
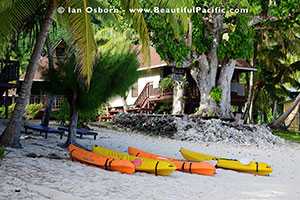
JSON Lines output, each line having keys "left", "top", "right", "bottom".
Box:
{"left": 273, "top": 130, "right": 300, "bottom": 143}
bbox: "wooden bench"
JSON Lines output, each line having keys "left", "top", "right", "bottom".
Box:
{"left": 58, "top": 127, "right": 98, "bottom": 140}
{"left": 24, "top": 124, "right": 64, "bottom": 139}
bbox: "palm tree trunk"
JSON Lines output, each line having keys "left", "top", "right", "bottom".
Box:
{"left": 270, "top": 93, "right": 300, "bottom": 129}
{"left": 62, "top": 91, "right": 78, "bottom": 147}
{"left": 41, "top": 96, "right": 54, "bottom": 127}
{"left": 0, "top": 0, "right": 56, "bottom": 148}
{"left": 41, "top": 36, "right": 55, "bottom": 127}
{"left": 285, "top": 103, "right": 299, "bottom": 128}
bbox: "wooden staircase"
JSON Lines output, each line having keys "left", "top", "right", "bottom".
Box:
{"left": 133, "top": 82, "right": 172, "bottom": 113}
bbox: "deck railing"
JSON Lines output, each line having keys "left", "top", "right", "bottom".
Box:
{"left": 134, "top": 83, "right": 151, "bottom": 108}
{"left": 134, "top": 83, "right": 173, "bottom": 108}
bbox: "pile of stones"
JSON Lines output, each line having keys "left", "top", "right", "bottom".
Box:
{"left": 113, "top": 113, "right": 177, "bottom": 137}
{"left": 113, "top": 113, "right": 284, "bottom": 146}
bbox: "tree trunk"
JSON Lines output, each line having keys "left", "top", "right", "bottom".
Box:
{"left": 190, "top": 54, "right": 219, "bottom": 117}
{"left": 62, "top": 91, "right": 78, "bottom": 147}
{"left": 189, "top": 14, "right": 223, "bottom": 117}
{"left": 270, "top": 93, "right": 300, "bottom": 129}
{"left": 41, "top": 96, "right": 54, "bottom": 127}
{"left": 172, "top": 79, "right": 185, "bottom": 115}
{"left": 41, "top": 36, "right": 55, "bottom": 127}
{"left": 0, "top": 0, "right": 56, "bottom": 148}
{"left": 285, "top": 103, "right": 299, "bottom": 128}
{"left": 272, "top": 99, "right": 278, "bottom": 120}
{"left": 218, "top": 60, "right": 236, "bottom": 119}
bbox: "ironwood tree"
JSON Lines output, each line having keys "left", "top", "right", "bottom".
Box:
{"left": 45, "top": 37, "right": 139, "bottom": 146}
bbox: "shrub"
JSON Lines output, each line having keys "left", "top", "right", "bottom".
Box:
{"left": 0, "top": 103, "right": 43, "bottom": 119}
{"left": 52, "top": 100, "right": 106, "bottom": 126}
{"left": 25, "top": 103, "right": 44, "bottom": 120}
{"left": 159, "top": 77, "right": 174, "bottom": 91}
{"left": 210, "top": 87, "right": 222, "bottom": 105}
{"left": 0, "top": 103, "right": 15, "bottom": 118}
{"left": 154, "top": 102, "right": 172, "bottom": 114}
{"left": 51, "top": 100, "right": 69, "bottom": 124}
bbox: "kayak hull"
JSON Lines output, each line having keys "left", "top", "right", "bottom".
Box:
{"left": 128, "top": 147, "right": 215, "bottom": 176}
{"left": 180, "top": 147, "right": 272, "bottom": 176}
{"left": 68, "top": 144, "right": 135, "bottom": 174}
{"left": 92, "top": 145, "right": 176, "bottom": 176}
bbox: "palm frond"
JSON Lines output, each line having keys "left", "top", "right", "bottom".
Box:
{"left": 62, "top": 0, "right": 97, "bottom": 87}
{"left": 0, "top": 0, "right": 40, "bottom": 52}
{"left": 89, "top": 0, "right": 117, "bottom": 27}
{"left": 121, "top": 0, "right": 150, "bottom": 65}
{"left": 0, "top": 0, "right": 13, "bottom": 12}
{"left": 95, "top": 28, "right": 130, "bottom": 54}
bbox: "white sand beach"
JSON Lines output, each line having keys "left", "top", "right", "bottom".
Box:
{"left": 1, "top": 122, "right": 300, "bottom": 200}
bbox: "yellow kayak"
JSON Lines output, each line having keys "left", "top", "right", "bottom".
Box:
{"left": 92, "top": 145, "right": 176, "bottom": 176}
{"left": 180, "top": 147, "right": 272, "bottom": 176}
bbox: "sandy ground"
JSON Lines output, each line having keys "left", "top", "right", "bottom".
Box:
{"left": 1, "top": 121, "right": 300, "bottom": 200}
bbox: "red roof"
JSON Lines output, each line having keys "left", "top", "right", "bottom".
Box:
{"left": 133, "top": 45, "right": 167, "bottom": 68}
{"left": 19, "top": 56, "right": 49, "bottom": 81}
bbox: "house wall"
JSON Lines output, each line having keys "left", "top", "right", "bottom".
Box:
{"left": 108, "top": 68, "right": 162, "bottom": 108}
{"left": 284, "top": 101, "right": 300, "bottom": 131}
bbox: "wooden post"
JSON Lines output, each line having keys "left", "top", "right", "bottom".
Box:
{"left": 248, "top": 71, "right": 254, "bottom": 123}
{"left": 5, "top": 89, "right": 8, "bottom": 119}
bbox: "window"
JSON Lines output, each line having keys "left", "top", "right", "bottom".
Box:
{"left": 132, "top": 82, "right": 138, "bottom": 97}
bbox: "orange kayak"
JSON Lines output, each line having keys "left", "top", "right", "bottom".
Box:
{"left": 128, "top": 147, "right": 215, "bottom": 176}
{"left": 68, "top": 144, "right": 135, "bottom": 174}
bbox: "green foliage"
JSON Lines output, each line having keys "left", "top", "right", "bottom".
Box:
{"left": 0, "top": 146, "right": 5, "bottom": 159}
{"left": 45, "top": 28, "right": 139, "bottom": 123}
{"left": 25, "top": 103, "right": 43, "bottom": 120}
{"left": 191, "top": 13, "right": 211, "bottom": 54}
{"left": 0, "top": 104, "right": 15, "bottom": 118}
{"left": 51, "top": 100, "right": 69, "bottom": 123}
{"left": 218, "top": 15, "right": 254, "bottom": 60}
{"left": 153, "top": 102, "right": 172, "bottom": 114}
{"left": 52, "top": 99, "right": 106, "bottom": 125}
{"left": 250, "top": 0, "right": 300, "bottom": 124}
{"left": 273, "top": 130, "right": 300, "bottom": 143}
{"left": 159, "top": 77, "right": 174, "bottom": 91}
{"left": 142, "top": 1, "right": 190, "bottom": 64}
{"left": 210, "top": 87, "right": 222, "bottom": 104}
{"left": 78, "top": 50, "right": 139, "bottom": 113}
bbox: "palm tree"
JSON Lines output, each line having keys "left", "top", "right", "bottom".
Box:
{"left": 0, "top": 0, "right": 187, "bottom": 148}
{"left": 0, "top": 0, "right": 56, "bottom": 148}
{"left": 0, "top": 0, "right": 151, "bottom": 148}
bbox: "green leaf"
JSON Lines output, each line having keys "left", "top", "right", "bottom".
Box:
{"left": 61, "top": 0, "right": 97, "bottom": 87}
